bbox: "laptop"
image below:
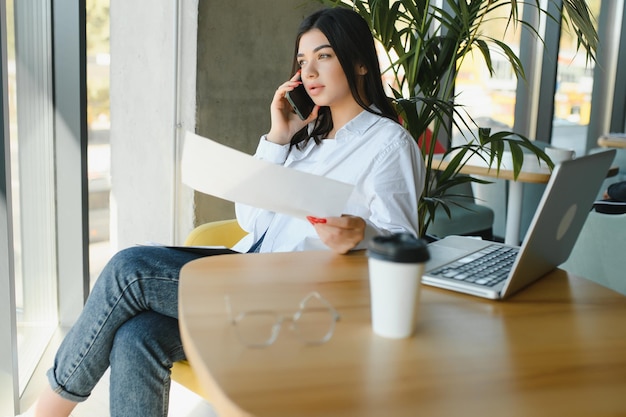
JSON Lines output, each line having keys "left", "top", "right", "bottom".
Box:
{"left": 422, "top": 149, "right": 616, "bottom": 299}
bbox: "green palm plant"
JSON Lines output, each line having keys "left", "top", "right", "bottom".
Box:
{"left": 318, "top": 0, "right": 598, "bottom": 237}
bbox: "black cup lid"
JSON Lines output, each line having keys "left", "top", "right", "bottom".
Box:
{"left": 367, "top": 233, "right": 430, "bottom": 263}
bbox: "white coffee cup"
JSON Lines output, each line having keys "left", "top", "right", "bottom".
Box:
{"left": 367, "top": 233, "right": 430, "bottom": 339}
{"left": 545, "top": 146, "right": 576, "bottom": 164}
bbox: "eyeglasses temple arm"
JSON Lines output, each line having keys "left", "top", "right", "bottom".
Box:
{"left": 300, "top": 291, "right": 341, "bottom": 321}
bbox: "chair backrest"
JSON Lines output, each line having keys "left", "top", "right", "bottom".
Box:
{"left": 183, "top": 219, "right": 248, "bottom": 248}
{"left": 560, "top": 211, "right": 626, "bottom": 295}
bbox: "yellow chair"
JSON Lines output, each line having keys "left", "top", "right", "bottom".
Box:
{"left": 171, "top": 219, "right": 247, "bottom": 399}
{"left": 183, "top": 218, "right": 248, "bottom": 248}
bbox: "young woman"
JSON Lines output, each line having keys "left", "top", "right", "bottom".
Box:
{"left": 22, "top": 7, "right": 425, "bottom": 417}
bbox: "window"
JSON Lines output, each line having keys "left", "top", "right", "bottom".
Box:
{"left": 1, "top": 1, "right": 87, "bottom": 412}
{"left": 4, "top": 0, "right": 59, "bottom": 395}
{"left": 87, "top": 0, "right": 111, "bottom": 283}
{"left": 454, "top": 2, "right": 522, "bottom": 137}
{"left": 551, "top": 0, "right": 601, "bottom": 155}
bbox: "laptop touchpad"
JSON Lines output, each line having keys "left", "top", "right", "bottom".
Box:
{"left": 425, "top": 244, "right": 470, "bottom": 271}
{"left": 425, "top": 237, "right": 490, "bottom": 271}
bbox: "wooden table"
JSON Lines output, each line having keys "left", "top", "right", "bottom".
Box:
{"left": 598, "top": 134, "right": 626, "bottom": 149}
{"left": 178, "top": 250, "right": 626, "bottom": 417}
{"left": 433, "top": 156, "right": 551, "bottom": 245}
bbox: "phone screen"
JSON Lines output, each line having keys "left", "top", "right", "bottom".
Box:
{"left": 285, "top": 82, "right": 315, "bottom": 120}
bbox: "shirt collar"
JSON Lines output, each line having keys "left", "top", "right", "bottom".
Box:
{"left": 335, "top": 107, "right": 381, "bottom": 141}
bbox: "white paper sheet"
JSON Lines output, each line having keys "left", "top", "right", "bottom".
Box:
{"left": 181, "top": 131, "right": 355, "bottom": 219}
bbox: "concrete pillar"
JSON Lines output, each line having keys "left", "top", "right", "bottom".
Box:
{"left": 193, "top": 0, "right": 320, "bottom": 225}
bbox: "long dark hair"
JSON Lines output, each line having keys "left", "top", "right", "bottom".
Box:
{"left": 290, "top": 8, "right": 398, "bottom": 149}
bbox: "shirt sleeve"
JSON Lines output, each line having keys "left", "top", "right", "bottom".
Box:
{"left": 353, "top": 132, "right": 425, "bottom": 247}
{"left": 252, "top": 134, "right": 290, "bottom": 164}
{"left": 234, "top": 136, "right": 290, "bottom": 245}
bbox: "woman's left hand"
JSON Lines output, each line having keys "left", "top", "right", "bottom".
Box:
{"left": 307, "top": 215, "right": 366, "bottom": 254}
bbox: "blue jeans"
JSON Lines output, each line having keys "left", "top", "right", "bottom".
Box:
{"left": 46, "top": 246, "right": 218, "bottom": 417}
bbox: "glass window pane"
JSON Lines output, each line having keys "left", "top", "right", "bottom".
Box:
{"left": 8, "top": 0, "right": 58, "bottom": 393}
{"left": 454, "top": 2, "right": 522, "bottom": 141}
{"left": 551, "top": 0, "right": 601, "bottom": 155}
{"left": 87, "top": 0, "right": 111, "bottom": 285}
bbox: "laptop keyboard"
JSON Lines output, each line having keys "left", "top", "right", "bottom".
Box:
{"left": 429, "top": 245, "right": 519, "bottom": 287}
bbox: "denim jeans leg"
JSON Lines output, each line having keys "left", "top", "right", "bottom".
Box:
{"left": 109, "top": 311, "right": 186, "bottom": 417}
{"left": 46, "top": 246, "right": 206, "bottom": 403}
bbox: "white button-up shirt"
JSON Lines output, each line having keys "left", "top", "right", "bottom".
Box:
{"left": 232, "top": 109, "right": 425, "bottom": 253}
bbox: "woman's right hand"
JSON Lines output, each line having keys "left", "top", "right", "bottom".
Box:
{"left": 266, "top": 71, "right": 319, "bottom": 145}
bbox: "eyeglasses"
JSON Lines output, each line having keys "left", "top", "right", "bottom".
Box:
{"left": 224, "top": 292, "right": 341, "bottom": 348}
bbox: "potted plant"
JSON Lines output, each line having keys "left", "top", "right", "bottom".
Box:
{"left": 318, "top": 0, "right": 598, "bottom": 237}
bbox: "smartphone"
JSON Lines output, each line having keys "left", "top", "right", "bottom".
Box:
{"left": 285, "top": 80, "right": 315, "bottom": 120}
